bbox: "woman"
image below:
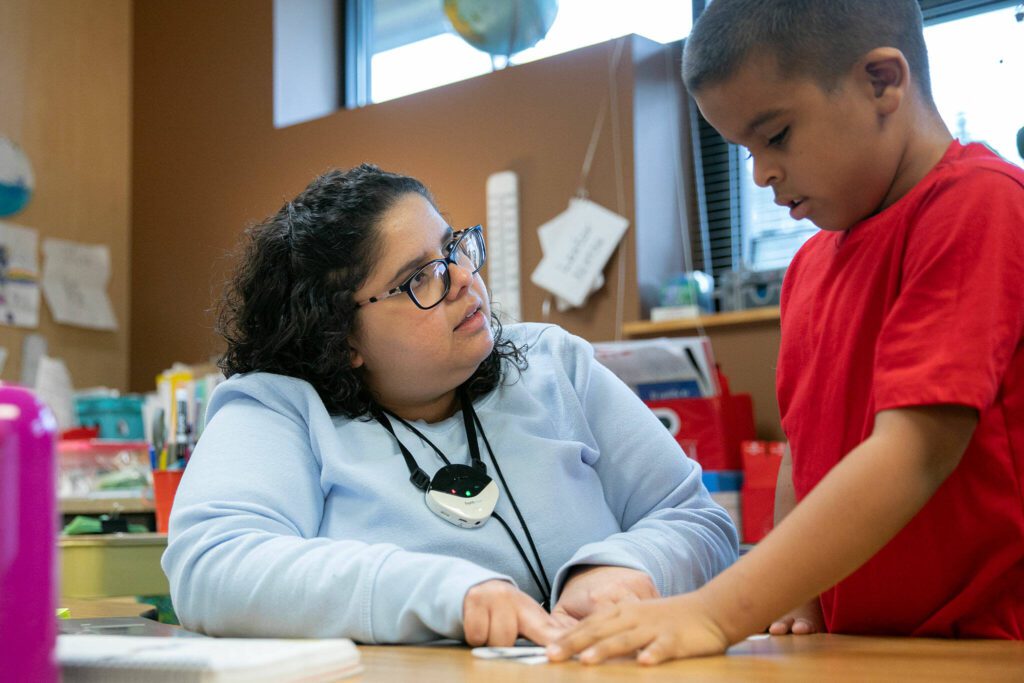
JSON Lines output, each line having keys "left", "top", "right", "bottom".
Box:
{"left": 162, "top": 164, "right": 737, "bottom": 645}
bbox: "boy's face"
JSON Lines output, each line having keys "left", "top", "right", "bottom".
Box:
{"left": 693, "top": 55, "right": 905, "bottom": 232}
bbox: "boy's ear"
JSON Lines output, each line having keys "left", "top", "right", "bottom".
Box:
{"left": 858, "top": 47, "right": 909, "bottom": 116}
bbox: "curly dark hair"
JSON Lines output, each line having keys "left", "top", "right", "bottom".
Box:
{"left": 216, "top": 164, "right": 526, "bottom": 418}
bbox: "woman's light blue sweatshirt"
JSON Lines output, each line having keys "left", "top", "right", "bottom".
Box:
{"left": 162, "top": 323, "right": 738, "bottom": 642}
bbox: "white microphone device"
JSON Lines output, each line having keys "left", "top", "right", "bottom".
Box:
{"left": 425, "top": 464, "right": 499, "bottom": 528}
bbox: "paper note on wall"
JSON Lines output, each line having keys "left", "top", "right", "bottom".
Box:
{"left": 34, "top": 355, "right": 74, "bottom": 429}
{"left": 530, "top": 198, "right": 629, "bottom": 308}
{"left": 537, "top": 210, "right": 604, "bottom": 312}
{"left": 41, "top": 238, "right": 117, "bottom": 330}
{"left": 0, "top": 221, "right": 41, "bottom": 328}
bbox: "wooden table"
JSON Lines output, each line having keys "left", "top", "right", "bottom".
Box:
{"left": 62, "top": 598, "right": 1024, "bottom": 681}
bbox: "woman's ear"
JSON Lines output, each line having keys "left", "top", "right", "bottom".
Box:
{"left": 859, "top": 47, "right": 909, "bottom": 117}
{"left": 348, "top": 339, "right": 365, "bottom": 369}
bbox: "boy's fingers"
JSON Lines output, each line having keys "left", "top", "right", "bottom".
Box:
{"left": 637, "top": 637, "right": 673, "bottom": 666}
{"left": 578, "top": 630, "right": 649, "bottom": 664}
{"left": 768, "top": 617, "right": 795, "bottom": 635}
{"left": 517, "top": 603, "right": 562, "bottom": 646}
{"left": 547, "top": 608, "right": 631, "bottom": 661}
{"left": 550, "top": 611, "right": 580, "bottom": 631}
{"left": 790, "top": 618, "right": 817, "bottom": 635}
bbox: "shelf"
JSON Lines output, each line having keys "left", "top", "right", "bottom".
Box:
{"left": 622, "top": 306, "right": 781, "bottom": 337}
{"left": 60, "top": 497, "right": 155, "bottom": 515}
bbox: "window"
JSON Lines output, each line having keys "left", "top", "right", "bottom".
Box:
{"left": 274, "top": 0, "right": 342, "bottom": 128}
{"left": 357, "top": 0, "right": 692, "bottom": 105}
{"left": 925, "top": 4, "right": 1024, "bottom": 167}
{"left": 696, "top": 0, "right": 1024, "bottom": 276}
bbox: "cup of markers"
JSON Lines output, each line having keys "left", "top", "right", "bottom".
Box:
{"left": 152, "top": 442, "right": 186, "bottom": 534}
{"left": 152, "top": 467, "right": 183, "bottom": 534}
{"left": 151, "top": 387, "right": 194, "bottom": 533}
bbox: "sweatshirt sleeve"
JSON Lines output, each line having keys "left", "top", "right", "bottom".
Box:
{"left": 548, "top": 332, "right": 739, "bottom": 603}
{"left": 161, "top": 379, "right": 512, "bottom": 643}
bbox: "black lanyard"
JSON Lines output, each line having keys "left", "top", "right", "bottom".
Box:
{"left": 373, "top": 390, "right": 486, "bottom": 489}
{"left": 371, "top": 389, "right": 553, "bottom": 606}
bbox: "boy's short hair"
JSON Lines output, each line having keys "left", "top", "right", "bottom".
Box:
{"left": 683, "top": 0, "right": 932, "bottom": 100}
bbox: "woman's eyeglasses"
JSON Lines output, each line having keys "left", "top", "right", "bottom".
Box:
{"left": 354, "top": 225, "right": 486, "bottom": 310}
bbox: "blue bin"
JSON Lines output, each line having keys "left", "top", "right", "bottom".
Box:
{"left": 74, "top": 396, "right": 145, "bottom": 440}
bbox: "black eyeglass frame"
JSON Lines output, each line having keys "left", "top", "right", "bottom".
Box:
{"left": 354, "top": 225, "right": 486, "bottom": 310}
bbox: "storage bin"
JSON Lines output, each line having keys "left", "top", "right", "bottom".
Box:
{"left": 59, "top": 533, "right": 169, "bottom": 598}
{"left": 57, "top": 439, "right": 151, "bottom": 502}
{"left": 74, "top": 396, "right": 145, "bottom": 440}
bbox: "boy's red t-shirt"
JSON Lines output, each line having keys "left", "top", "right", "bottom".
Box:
{"left": 777, "top": 141, "right": 1024, "bottom": 638}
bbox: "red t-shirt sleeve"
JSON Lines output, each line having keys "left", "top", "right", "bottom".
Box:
{"left": 873, "top": 167, "right": 1024, "bottom": 412}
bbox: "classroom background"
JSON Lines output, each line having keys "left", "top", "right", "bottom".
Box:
{"left": 2, "top": 1, "right": 1023, "bottom": 679}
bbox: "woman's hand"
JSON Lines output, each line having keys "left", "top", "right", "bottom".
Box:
{"left": 462, "top": 580, "right": 565, "bottom": 647}
{"left": 546, "top": 590, "right": 731, "bottom": 665}
{"left": 551, "top": 565, "right": 659, "bottom": 621}
{"left": 768, "top": 598, "right": 825, "bottom": 635}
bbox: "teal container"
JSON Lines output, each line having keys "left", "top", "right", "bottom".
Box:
{"left": 74, "top": 396, "right": 145, "bottom": 440}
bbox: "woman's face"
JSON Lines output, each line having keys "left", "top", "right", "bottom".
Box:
{"left": 349, "top": 193, "right": 494, "bottom": 421}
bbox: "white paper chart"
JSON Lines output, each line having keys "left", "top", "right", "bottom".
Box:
{"left": 485, "top": 171, "right": 522, "bottom": 323}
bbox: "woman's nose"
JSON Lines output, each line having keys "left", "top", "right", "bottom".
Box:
{"left": 445, "top": 261, "right": 475, "bottom": 300}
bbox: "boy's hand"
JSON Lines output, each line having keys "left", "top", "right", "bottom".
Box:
{"left": 768, "top": 598, "right": 825, "bottom": 635}
{"left": 551, "top": 565, "right": 659, "bottom": 621}
{"left": 546, "top": 590, "right": 731, "bottom": 665}
{"left": 463, "top": 580, "right": 564, "bottom": 647}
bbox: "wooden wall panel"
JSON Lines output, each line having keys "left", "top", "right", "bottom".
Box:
{"left": 0, "top": 0, "right": 132, "bottom": 391}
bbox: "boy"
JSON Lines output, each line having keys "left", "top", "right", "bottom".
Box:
{"left": 548, "top": 0, "right": 1023, "bottom": 665}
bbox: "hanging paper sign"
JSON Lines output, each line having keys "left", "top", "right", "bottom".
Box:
{"left": 530, "top": 198, "right": 629, "bottom": 308}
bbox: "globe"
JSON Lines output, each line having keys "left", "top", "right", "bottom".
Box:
{"left": 444, "top": 0, "right": 559, "bottom": 58}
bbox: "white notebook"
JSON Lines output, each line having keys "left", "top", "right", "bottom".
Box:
{"left": 58, "top": 634, "right": 362, "bottom": 682}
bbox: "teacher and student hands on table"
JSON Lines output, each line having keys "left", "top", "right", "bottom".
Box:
{"left": 464, "top": 566, "right": 822, "bottom": 665}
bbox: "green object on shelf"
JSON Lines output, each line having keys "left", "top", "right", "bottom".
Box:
{"left": 62, "top": 515, "right": 148, "bottom": 535}
{"left": 96, "top": 468, "right": 149, "bottom": 491}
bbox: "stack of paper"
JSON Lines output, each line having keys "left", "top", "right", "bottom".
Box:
{"left": 58, "top": 634, "right": 361, "bottom": 682}
{"left": 593, "top": 336, "right": 718, "bottom": 400}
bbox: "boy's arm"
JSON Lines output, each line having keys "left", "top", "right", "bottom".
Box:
{"left": 766, "top": 444, "right": 825, "bottom": 635}
{"left": 548, "top": 404, "right": 977, "bottom": 664}
{"left": 773, "top": 444, "right": 796, "bottom": 524}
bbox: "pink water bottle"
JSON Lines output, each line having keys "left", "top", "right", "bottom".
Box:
{"left": 0, "top": 384, "right": 59, "bottom": 682}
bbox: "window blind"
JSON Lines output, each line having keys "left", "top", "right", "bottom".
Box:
{"left": 919, "top": 0, "right": 1018, "bottom": 23}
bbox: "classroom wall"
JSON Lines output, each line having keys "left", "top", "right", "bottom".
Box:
{"left": 0, "top": 0, "right": 132, "bottom": 391}
{"left": 130, "top": 1, "right": 660, "bottom": 392}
